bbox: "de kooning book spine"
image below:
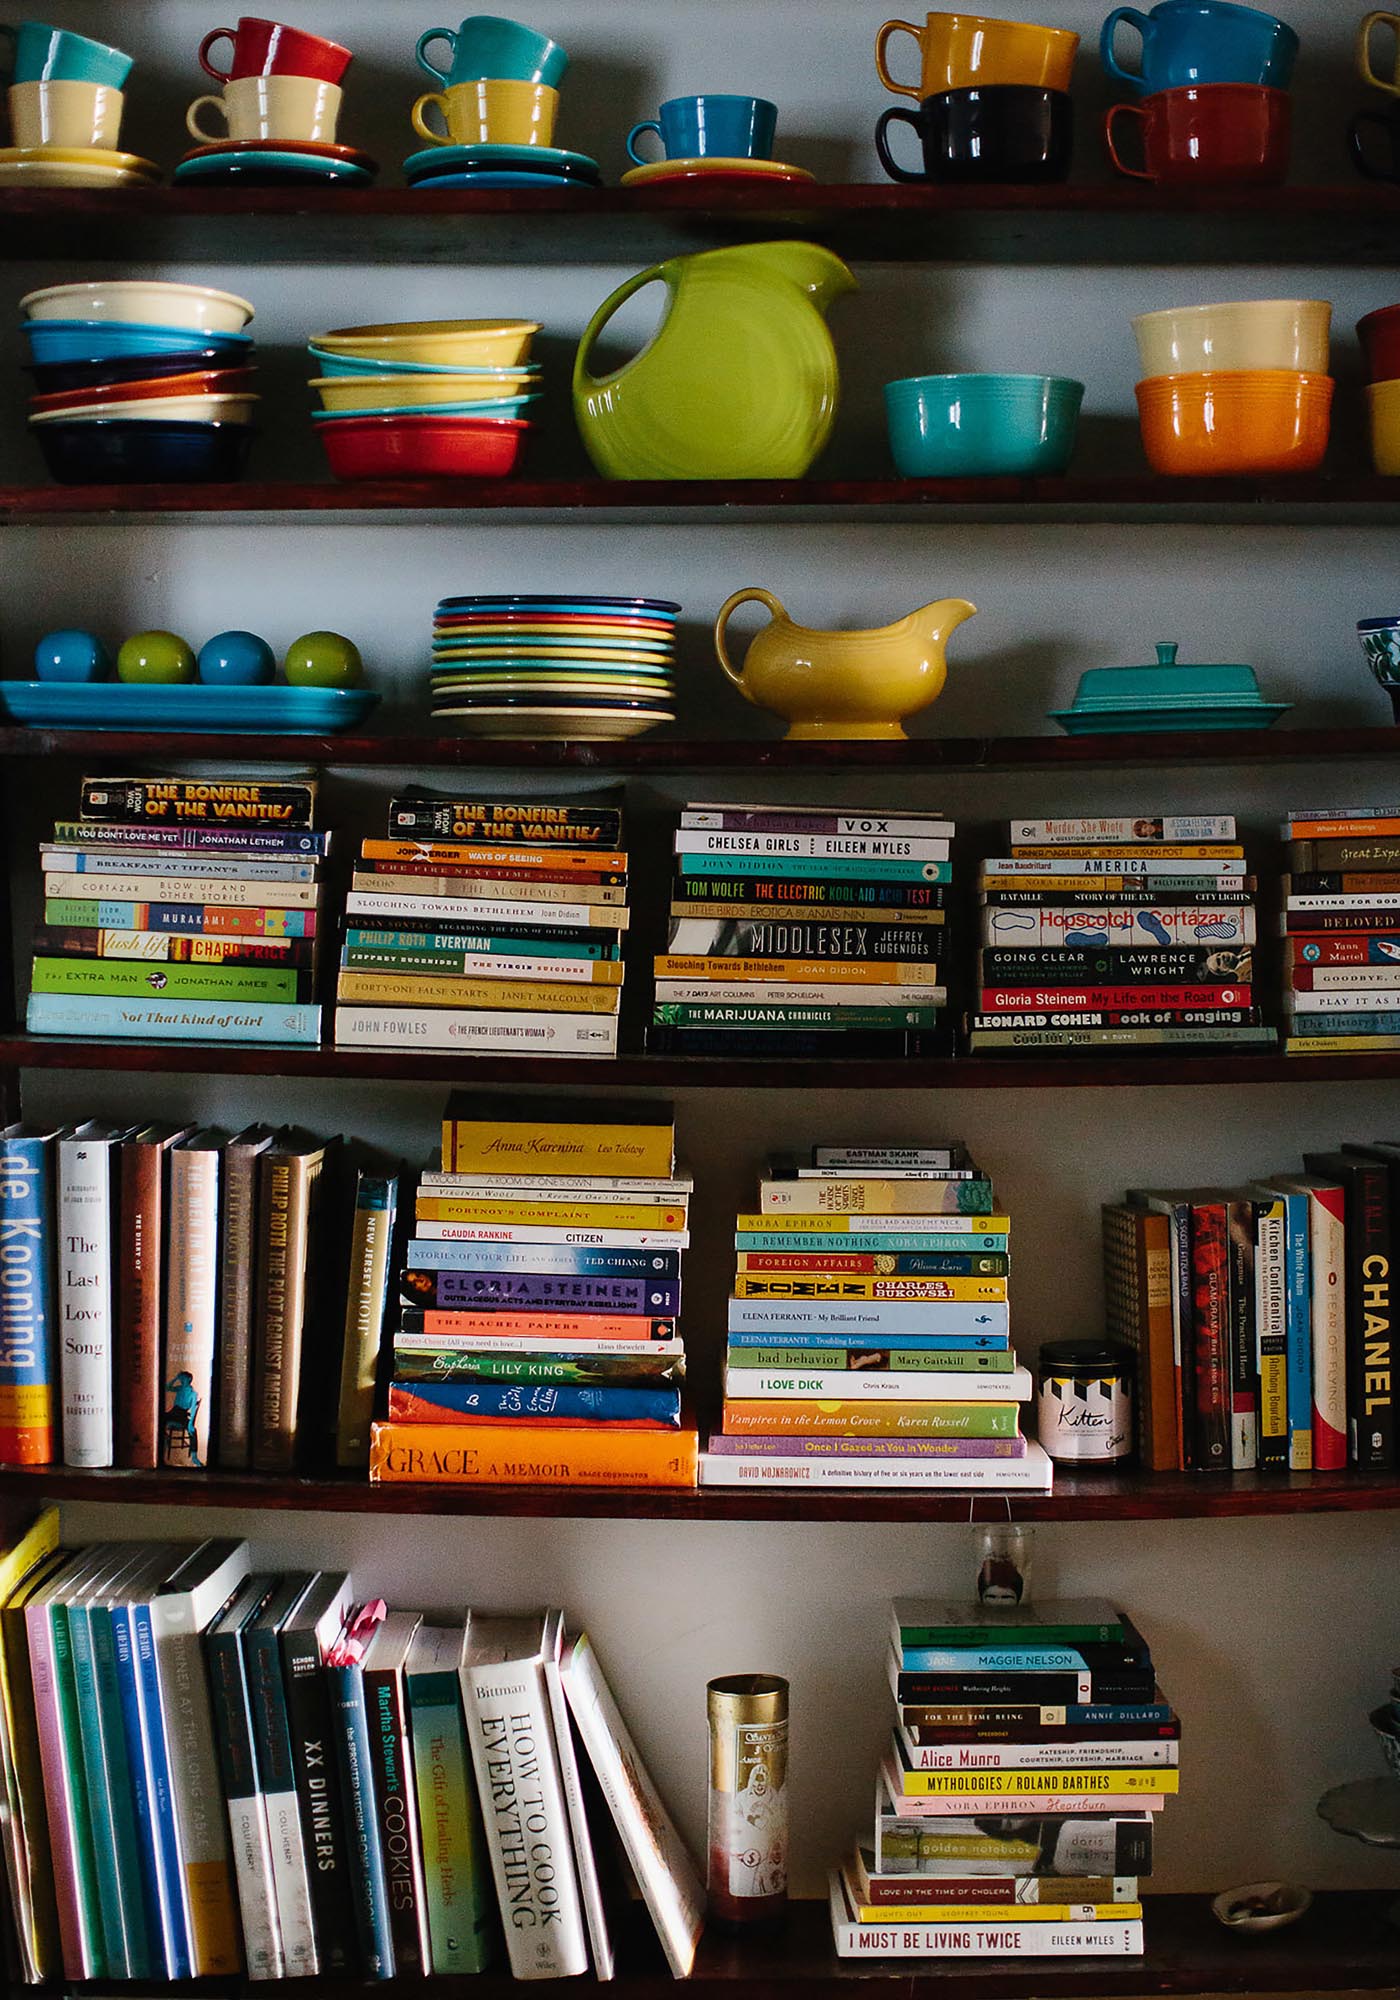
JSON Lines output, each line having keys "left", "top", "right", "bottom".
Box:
{"left": 0, "top": 1124, "right": 59, "bottom": 1464}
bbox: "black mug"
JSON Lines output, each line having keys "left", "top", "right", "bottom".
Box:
{"left": 1351, "top": 106, "right": 1400, "bottom": 183}
{"left": 876, "top": 83, "right": 1073, "bottom": 185}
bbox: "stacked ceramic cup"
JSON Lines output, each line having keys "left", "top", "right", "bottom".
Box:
{"left": 21, "top": 279, "right": 258, "bottom": 484}
{"left": 1351, "top": 8, "right": 1400, "bottom": 184}
{"left": 1101, "top": 0, "right": 1298, "bottom": 187}
{"left": 874, "top": 9, "right": 1078, "bottom": 184}
{"left": 405, "top": 13, "right": 600, "bottom": 190}
{"left": 176, "top": 13, "right": 374, "bottom": 187}
{"left": 1356, "top": 304, "right": 1400, "bottom": 474}
{"left": 1132, "top": 298, "right": 1332, "bottom": 476}
{"left": 0, "top": 19, "right": 155, "bottom": 189}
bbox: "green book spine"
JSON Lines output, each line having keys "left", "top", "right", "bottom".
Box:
{"left": 653, "top": 1002, "right": 944, "bottom": 1029}
{"left": 88, "top": 1605, "right": 154, "bottom": 1977}
{"left": 406, "top": 1668, "right": 492, "bottom": 1974}
{"left": 393, "top": 1348, "right": 684, "bottom": 1386}
{"left": 65, "top": 1602, "right": 131, "bottom": 1975}
{"left": 726, "top": 1346, "right": 1016, "bottom": 1373}
{"left": 31, "top": 956, "right": 306, "bottom": 1003}
{"left": 49, "top": 1603, "right": 106, "bottom": 1977}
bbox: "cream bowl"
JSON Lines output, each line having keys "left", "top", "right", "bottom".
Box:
{"left": 1131, "top": 299, "right": 1331, "bottom": 377}
{"left": 30, "top": 393, "right": 258, "bottom": 426}
{"left": 21, "top": 279, "right": 256, "bottom": 336}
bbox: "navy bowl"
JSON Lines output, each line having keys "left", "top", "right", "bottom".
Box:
{"left": 26, "top": 349, "right": 246, "bottom": 395}
{"left": 35, "top": 419, "right": 255, "bottom": 485}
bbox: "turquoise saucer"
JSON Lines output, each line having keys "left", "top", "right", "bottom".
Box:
{"left": 174, "top": 150, "right": 374, "bottom": 184}
{"left": 402, "top": 140, "right": 600, "bottom": 179}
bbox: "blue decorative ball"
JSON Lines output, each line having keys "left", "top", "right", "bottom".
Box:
{"left": 197, "top": 629, "right": 277, "bottom": 686}
{"left": 34, "top": 628, "right": 111, "bottom": 683}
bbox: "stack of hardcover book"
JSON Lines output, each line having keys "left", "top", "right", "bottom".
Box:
{"left": 1282, "top": 805, "right": 1400, "bottom": 1054}
{"left": 369, "top": 1093, "right": 699, "bottom": 1489}
{"left": 969, "top": 813, "right": 1270, "bottom": 1055}
{"left": 334, "top": 788, "right": 627, "bottom": 1056}
{"left": 26, "top": 773, "right": 324, "bottom": 1046}
{"left": 648, "top": 801, "right": 954, "bottom": 1058}
{"left": 831, "top": 1596, "right": 1180, "bottom": 1961}
{"left": 699, "top": 1144, "right": 1052, "bottom": 1492}
{"left": 1112, "top": 1138, "right": 1398, "bottom": 1475}
{"left": 0, "top": 1513, "right": 704, "bottom": 1985}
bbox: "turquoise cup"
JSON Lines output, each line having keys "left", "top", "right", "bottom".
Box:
{"left": 0, "top": 19, "right": 132, "bottom": 85}
{"left": 884, "top": 372, "right": 1085, "bottom": 477}
{"left": 415, "top": 15, "right": 568, "bottom": 87}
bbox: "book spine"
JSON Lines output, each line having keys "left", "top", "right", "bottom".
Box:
{"left": 1348, "top": 1166, "right": 1394, "bottom": 1467}
{"left": 413, "top": 1272, "right": 679, "bottom": 1312}
{"left": 363, "top": 1662, "right": 429, "bottom": 1975}
{"left": 406, "top": 1668, "right": 491, "bottom": 1975}
{"left": 203, "top": 1618, "right": 284, "bottom": 1979}
{"left": 335, "top": 1007, "right": 619, "bottom": 1053}
{"left": 678, "top": 852, "right": 949, "bottom": 882}
{"left": 0, "top": 1130, "right": 57, "bottom": 1463}
{"left": 371, "top": 1421, "right": 697, "bottom": 1487}
{"left": 409, "top": 1242, "right": 682, "bottom": 1277}
{"left": 727, "top": 1301, "right": 1007, "bottom": 1336}
{"left": 722, "top": 1400, "right": 1018, "bottom": 1437}
{"left": 281, "top": 1627, "right": 358, "bottom": 1975}
{"left": 984, "top": 909, "right": 1255, "bottom": 945}
{"left": 1191, "top": 1203, "right": 1231, "bottom": 1470}
{"left": 27, "top": 1595, "right": 98, "bottom": 1976}
{"left": 667, "top": 919, "right": 941, "bottom": 960}
{"left": 67, "top": 1597, "right": 130, "bottom": 1974}
{"left": 130, "top": 1605, "right": 191, "bottom": 1980}
{"left": 1011, "top": 816, "right": 1234, "bottom": 842}
{"left": 898, "top": 1767, "right": 1174, "bottom": 1797}
{"left": 1253, "top": 1200, "right": 1289, "bottom": 1469}
{"left": 677, "top": 829, "right": 950, "bottom": 860}
{"left": 329, "top": 1664, "right": 394, "bottom": 1978}
{"left": 859, "top": 1874, "right": 1137, "bottom": 1904}
{"left": 79, "top": 776, "right": 314, "bottom": 825}
{"left": 148, "top": 1599, "right": 242, "bottom": 1977}
{"left": 117, "top": 1137, "right": 162, "bottom": 1469}
{"left": 981, "top": 946, "right": 1252, "bottom": 982}
{"left": 45, "top": 853, "right": 317, "bottom": 882}
{"left": 216, "top": 1143, "right": 261, "bottom": 1470}
{"left": 162, "top": 1148, "right": 220, "bottom": 1469}
{"left": 418, "top": 1199, "right": 683, "bottom": 1231}
{"left": 342, "top": 947, "right": 619, "bottom": 983}
{"left": 901, "top": 1736, "right": 1172, "bottom": 1770}
{"left": 832, "top": 1914, "right": 1143, "bottom": 1956}
{"left": 52, "top": 820, "right": 326, "bottom": 854}
{"left": 252, "top": 1157, "right": 313, "bottom": 1475}
{"left": 336, "top": 971, "right": 620, "bottom": 1013}
{"left": 383, "top": 805, "right": 622, "bottom": 842}
{"left": 1280, "top": 1194, "right": 1314, "bottom": 1470}
{"left": 110, "top": 1603, "right": 176, "bottom": 1976}
{"left": 684, "top": 809, "right": 953, "bottom": 835}
{"left": 57, "top": 1138, "right": 116, "bottom": 1467}
{"left": 387, "top": 1381, "right": 681, "bottom": 1425}
{"left": 33, "top": 957, "right": 308, "bottom": 1003}
{"left": 345, "top": 924, "right": 613, "bottom": 957}
{"left": 29, "top": 993, "right": 321, "bottom": 1042}
{"left": 345, "top": 894, "right": 626, "bottom": 926}
{"left": 44, "top": 900, "right": 317, "bottom": 936}
{"left": 1225, "top": 1199, "right": 1259, "bottom": 1471}
{"left": 89, "top": 1600, "right": 155, "bottom": 1974}
{"left": 244, "top": 1619, "right": 317, "bottom": 1977}
{"left": 45, "top": 873, "right": 317, "bottom": 907}
{"left": 336, "top": 1173, "right": 397, "bottom": 1470}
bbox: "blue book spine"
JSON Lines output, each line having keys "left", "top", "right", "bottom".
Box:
{"left": 736, "top": 1231, "right": 1009, "bottom": 1254}
{"left": 419, "top": 1271, "right": 681, "bottom": 1313}
{"left": 54, "top": 824, "right": 327, "bottom": 856}
{"left": 408, "top": 1241, "right": 682, "bottom": 1279}
{"left": 27, "top": 993, "right": 321, "bottom": 1044}
{"left": 1065, "top": 1702, "right": 1173, "bottom": 1727}
{"left": 901, "top": 1646, "right": 1090, "bottom": 1673}
{"left": 1287, "top": 1011, "right": 1400, "bottom": 1034}
{"left": 728, "top": 1300, "right": 1009, "bottom": 1337}
{"left": 1279, "top": 1191, "right": 1313, "bottom": 1470}
{"left": 391, "top": 1379, "right": 682, "bottom": 1426}
{"left": 0, "top": 1126, "right": 57, "bottom": 1464}
{"left": 67, "top": 1600, "right": 132, "bottom": 1977}
{"left": 58, "top": 853, "right": 317, "bottom": 882}
{"left": 329, "top": 1664, "right": 394, "bottom": 1979}
{"left": 726, "top": 1330, "right": 1007, "bottom": 1350}
{"left": 131, "top": 1603, "right": 191, "bottom": 1980}
{"left": 678, "top": 854, "right": 952, "bottom": 882}
{"left": 44, "top": 900, "right": 316, "bottom": 937}
{"left": 99, "top": 1606, "right": 161, "bottom": 1977}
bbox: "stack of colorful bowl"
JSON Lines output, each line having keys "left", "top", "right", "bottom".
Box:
{"left": 1132, "top": 297, "right": 1332, "bottom": 476}
{"left": 1357, "top": 304, "right": 1400, "bottom": 474}
{"left": 431, "top": 593, "right": 680, "bottom": 739}
{"left": 308, "top": 318, "right": 539, "bottom": 479}
{"left": 21, "top": 279, "right": 257, "bottom": 484}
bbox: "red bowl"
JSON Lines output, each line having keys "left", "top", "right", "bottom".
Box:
{"left": 29, "top": 366, "right": 256, "bottom": 414}
{"left": 1358, "top": 304, "right": 1400, "bottom": 385}
{"left": 317, "top": 413, "right": 528, "bottom": 481}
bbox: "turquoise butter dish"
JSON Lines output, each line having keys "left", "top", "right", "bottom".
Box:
{"left": 1049, "top": 639, "right": 1289, "bottom": 734}
{"left": 0, "top": 682, "right": 380, "bottom": 732}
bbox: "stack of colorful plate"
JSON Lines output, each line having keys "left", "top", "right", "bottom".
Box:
{"left": 20, "top": 279, "right": 257, "bottom": 484}
{"left": 403, "top": 139, "right": 601, "bottom": 189}
{"left": 430, "top": 592, "right": 680, "bottom": 738}
{"left": 174, "top": 138, "right": 378, "bottom": 185}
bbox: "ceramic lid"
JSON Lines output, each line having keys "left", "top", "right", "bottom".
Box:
{"left": 1069, "top": 641, "right": 1263, "bottom": 709}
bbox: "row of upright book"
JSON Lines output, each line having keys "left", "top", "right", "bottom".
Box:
{"left": 0, "top": 1512, "right": 703, "bottom": 1986}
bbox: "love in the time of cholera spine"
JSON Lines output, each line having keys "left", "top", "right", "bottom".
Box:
{"left": 0, "top": 1124, "right": 59, "bottom": 1464}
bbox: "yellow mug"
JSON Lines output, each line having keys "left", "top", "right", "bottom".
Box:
{"left": 186, "top": 73, "right": 342, "bottom": 144}
{"left": 9, "top": 78, "right": 123, "bottom": 150}
{"left": 876, "top": 11, "right": 1079, "bottom": 97}
{"left": 1359, "top": 9, "right": 1400, "bottom": 93}
{"left": 410, "top": 77, "right": 558, "bottom": 147}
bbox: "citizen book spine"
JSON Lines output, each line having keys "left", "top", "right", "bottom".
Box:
{"left": 341, "top": 949, "right": 621, "bottom": 985}
{"left": 678, "top": 853, "right": 949, "bottom": 882}
{"left": 44, "top": 873, "right": 318, "bottom": 908}
{"left": 385, "top": 798, "right": 622, "bottom": 842}
{"left": 32, "top": 957, "right": 312, "bottom": 1004}
{"left": 682, "top": 809, "right": 954, "bottom": 836}
{"left": 28, "top": 994, "right": 321, "bottom": 1044}
{"left": 983, "top": 909, "right": 1255, "bottom": 945}
{"left": 42, "top": 852, "right": 318, "bottom": 883}
{"left": 417, "top": 1223, "right": 688, "bottom": 1248}
{"left": 407, "top": 1242, "right": 681, "bottom": 1277}
{"left": 665, "top": 920, "right": 941, "bottom": 960}
{"left": 980, "top": 947, "right": 1252, "bottom": 982}
{"left": 345, "top": 894, "right": 626, "bottom": 929}
{"left": 45, "top": 901, "right": 317, "bottom": 936}
{"left": 736, "top": 1252, "right": 1006, "bottom": 1275}
{"left": 387, "top": 1380, "right": 681, "bottom": 1426}
{"left": 675, "top": 830, "right": 951, "bottom": 860}
{"left": 403, "top": 1272, "right": 680, "bottom": 1311}
{"left": 1010, "top": 817, "right": 1235, "bottom": 843}
{"left": 53, "top": 821, "right": 327, "bottom": 855}
{"left": 335, "top": 1008, "right": 618, "bottom": 1053}
{"left": 0, "top": 1125, "right": 58, "bottom": 1464}
{"left": 400, "top": 1308, "right": 677, "bottom": 1343}
{"left": 670, "top": 876, "right": 948, "bottom": 909}
{"left": 36, "top": 927, "right": 314, "bottom": 965}
{"left": 343, "top": 924, "right": 615, "bottom": 958}
{"left": 79, "top": 777, "right": 316, "bottom": 826}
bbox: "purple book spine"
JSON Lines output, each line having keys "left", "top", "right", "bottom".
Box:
{"left": 706, "top": 1435, "right": 1026, "bottom": 1459}
{"left": 402, "top": 1272, "right": 680, "bottom": 1313}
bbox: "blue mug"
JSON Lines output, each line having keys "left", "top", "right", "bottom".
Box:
{"left": 0, "top": 18, "right": 132, "bottom": 85}
{"left": 1100, "top": 0, "right": 1298, "bottom": 93}
{"left": 415, "top": 14, "right": 568, "bottom": 87}
{"left": 626, "top": 93, "right": 778, "bottom": 165}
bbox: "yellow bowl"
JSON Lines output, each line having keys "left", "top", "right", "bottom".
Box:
{"left": 311, "top": 370, "right": 536, "bottom": 411}
{"left": 1368, "top": 378, "right": 1400, "bottom": 475}
{"left": 312, "top": 318, "right": 539, "bottom": 368}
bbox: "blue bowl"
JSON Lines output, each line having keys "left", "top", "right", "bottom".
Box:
{"left": 35, "top": 418, "right": 255, "bottom": 486}
{"left": 26, "top": 348, "right": 247, "bottom": 395}
{"left": 22, "top": 320, "right": 253, "bottom": 368}
{"left": 884, "top": 372, "right": 1084, "bottom": 478}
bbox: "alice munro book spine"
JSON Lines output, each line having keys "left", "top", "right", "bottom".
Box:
{"left": 0, "top": 1125, "right": 59, "bottom": 1463}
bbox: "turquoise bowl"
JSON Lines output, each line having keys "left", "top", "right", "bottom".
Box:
{"left": 884, "top": 372, "right": 1084, "bottom": 478}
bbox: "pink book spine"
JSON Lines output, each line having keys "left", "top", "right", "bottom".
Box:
{"left": 1308, "top": 1186, "right": 1348, "bottom": 1471}
{"left": 24, "top": 1599, "right": 85, "bottom": 1977}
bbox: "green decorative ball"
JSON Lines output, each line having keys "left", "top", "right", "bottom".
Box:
{"left": 284, "top": 630, "right": 363, "bottom": 688}
{"left": 117, "top": 630, "right": 196, "bottom": 684}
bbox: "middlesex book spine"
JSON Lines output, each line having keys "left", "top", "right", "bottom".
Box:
{"left": 0, "top": 1126, "right": 58, "bottom": 1463}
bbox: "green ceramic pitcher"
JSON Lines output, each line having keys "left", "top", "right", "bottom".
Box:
{"left": 572, "top": 241, "right": 857, "bottom": 480}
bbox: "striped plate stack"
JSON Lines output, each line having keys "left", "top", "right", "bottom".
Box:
{"left": 430, "top": 592, "right": 679, "bottom": 739}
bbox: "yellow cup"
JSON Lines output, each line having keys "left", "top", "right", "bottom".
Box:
{"left": 876, "top": 12, "right": 1079, "bottom": 97}
{"left": 9, "top": 78, "right": 123, "bottom": 150}
{"left": 410, "top": 77, "right": 558, "bottom": 147}
{"left": 1359, "top": 9, "right": 1400, "bottom": 94}
{"left": 186, "top": 73, "right": 342, "bottom": 144}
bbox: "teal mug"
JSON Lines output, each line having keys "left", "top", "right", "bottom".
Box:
{"left": 415, "top": 14, "right": 568, "bottom": 87}
{"left": 0, "top": 18, "right": 132, "bottom": 85}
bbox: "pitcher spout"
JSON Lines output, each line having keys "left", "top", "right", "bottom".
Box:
{"left": 745, "top": 240, "right": 858, "bottom": 315}
{"left": 918, "top": 597, "right": 977, "bottom": 647}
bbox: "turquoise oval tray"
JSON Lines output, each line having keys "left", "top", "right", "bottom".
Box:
{"left": 0, "top": 683, "right": 380, "bottom": 732}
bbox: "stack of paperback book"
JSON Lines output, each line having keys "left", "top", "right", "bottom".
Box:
{"left": 0, "top": 1512, "right": 704, "bottom": 1984}
{"left": 648, "top": 801, "right": 954, "bottom": 1058}
{"left": 334, "top": 788, "right": 627, "bottom": 1055}
{"left": 369, "top": 1093, "right": 699, "bottom": 1489}
{"left": 699, "top": 1144, "right": 1052, "bottom": 1492}
{"left": 26, "top": 773, "right": 324, "bottom": 1046}
{"left": 1112, "top": 1137, "right": 1399, "bottom": 1474}
{"left": 1282, "top": 804, "right": 1400, "bottom": 1053}
{"left": 831, "top": 1596, "right": 1181, "bottom": 1961}
{"left": 970, "top": 813, "right": 1270, "bottom": 1055}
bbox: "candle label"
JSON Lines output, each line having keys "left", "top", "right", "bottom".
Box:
{"left": 1039, "top": 1370, "right": 1132, "bottom": 1462}
{"left": 713, "top": 1718, "right": 788, "bottom": 1898}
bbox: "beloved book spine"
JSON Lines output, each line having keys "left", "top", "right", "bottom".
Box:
{"left": 0, "top": 1125, "right": 58, "bottom": 1463}
{"left": 78, "top": 776, "right": 316, "bottom": 826}
{"left": 1190, "top": 1200, "right": 1231, "bottom": 1471}
{"left": 329, "top": 1661, "right": 395, "bottom": 1979}
{"left": 370, "top": 1421, "right": 697, "bottom": 1487}
{"left": 387, "top": 1380, "right": 682, "bottom": 1427}
{"left": 162, "top": 1140, "right": 221, "bottom": 1469}
{"left": 57, "top": 1127, "right": 120, "bottom": 1467}
{"left": 336, "top": 1171, "right": 399, "bottom": 1470}
{"left": 216, "top": 1127, "right": 273, "bottom": 1469}
{"left": 363, "top": 1650, "right": 430, "bottom": 1974}
{"left": 417, "top": 1221, "right": 688, "bottom": 1249}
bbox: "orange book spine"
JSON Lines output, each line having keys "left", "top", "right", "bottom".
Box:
{"left": 414, "top": 1309, "right": 675, "bottom": 1342}
{"left": 363, "top": 842, "right": 627, "bottom": 872}
{"left": 368, "top": 1419, "right": 697, "bottom": 1487}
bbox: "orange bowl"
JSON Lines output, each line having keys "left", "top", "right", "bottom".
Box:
{"left": 1135, "top": 369, "right": 1332, "bottom": 476}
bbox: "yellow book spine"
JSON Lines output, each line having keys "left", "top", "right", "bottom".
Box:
{"left": 902, "top": 1769, "right": 1177, "bottom": 1796}
{"left": 1286, "top": 1035, "right": 1400, "bottom": 1053}
{"left": 736, "top": 1213, "right": 1010, "bottom": 1233}
{"left": 415, "top": 1198, "right": 688, "bottom": 1229}
{"left": 353, "top": 872, "right": 626, "bottom": 905}
{"left": 442, "top": 1121, "right": 674, "bottom": 1177}
{"left": 857, "top": 1901, "right": 1143, "bottom": 1923}
{"left": 655, "top": 956, "right": 940, "bottom": 983}
{"left": 733, "top": 1276, "right": 1006, "bottom": 1300}
{"left": 369, "top": 1419, "right": 697, "bottom": 1487}
{"left": 336, "top": 971, "right": 621, "bottom": 1012}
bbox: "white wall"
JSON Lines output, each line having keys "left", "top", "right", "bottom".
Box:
{"left": 6, "top": 0, "right": 1400, "bottom": 1904}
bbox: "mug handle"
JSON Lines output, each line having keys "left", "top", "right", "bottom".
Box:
{"left": 1350, "top": 108, "right": 1395, "bottom": 178}
{"left": 415, "top": 26, "right": 456, "bottom": 85}
{"left": 874, "top": 19, "right": 923, "bottom": 101}
{"left": 1103, "top": 101, "right": 1152, "bottom": 179}
{"left": 410, "top": 91, "right": 452, "bottom": 144}
{"left": 197, "top": 26, "right": 236, "bottom": 81}
{"left": 1358, "top": 10, "right": 1400, "bottom": 93}
{"left": 875, "top": 106, "right": 927, "bottom": 183}
{"left": 186, "top": 92, "right": 231, "bottom": 141}
{"left": 573, "top": 261, "right": 668, "bottom": 390}
{"left": 1100, "top": 6, "right": 1153, "bottom": 88}
{"left": 626, "top": 118, "right": 663, "bottom": 165}
{"left": 714, "top": 588, "right": 783, "bottom": 704}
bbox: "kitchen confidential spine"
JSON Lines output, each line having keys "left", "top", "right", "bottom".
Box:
{"left": 336, "top": 1170, "right": 399, "bottom": 1470}
{"left": 162, "top": 1134, "right": 223, "bottom": 1469}
{"left": 57, "top": 1123, "right": 126, "bottom": 1467}
{"left": 0, "top": 1124, "right": 60, "bottom": 1463}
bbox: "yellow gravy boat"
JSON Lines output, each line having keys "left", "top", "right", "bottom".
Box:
{"left": 714, "top": 586, "right": 976, "bottom": 740}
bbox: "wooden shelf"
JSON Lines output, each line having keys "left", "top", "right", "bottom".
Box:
{"left": 3, "top": 474, "right": 1400, "bottom": 525}
{"left": 3, "top": 183, "right": 1400, "bottom": 267}
{"left": 8, "top": 1461, "right": 1400, "bottom": 1522}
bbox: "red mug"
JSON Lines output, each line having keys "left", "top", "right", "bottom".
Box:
{"left": 1104, "top": 81, "right": 1290, "bottom": 185}
{"left": 198, "top": 14, "right": 352, "bottom": 83}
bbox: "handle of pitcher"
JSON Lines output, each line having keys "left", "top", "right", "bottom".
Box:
{"left": 573, "top": 263, "right": 667, "bottom": 389}
{"left": 714, "top": 588, "right": 783, "bottom": 703}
